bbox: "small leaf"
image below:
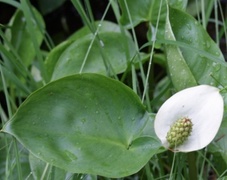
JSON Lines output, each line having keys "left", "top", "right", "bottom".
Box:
{"left": 3, "top": 73, "right": 160, "bottom": 178}
{"left": 165, "top": 5, "right": 197, "bottom": 90}
{"left": 167, "top": 6, "right": 227, "bottom": 87}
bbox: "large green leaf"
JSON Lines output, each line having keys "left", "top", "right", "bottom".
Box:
{"left": 45, "top": 21, "right": 136, "bottom": 81}
{"left": 45, "top": 21, "right": 128, "bottom": 81}
{"left": 2, "top": 73, "right": 161, "bottom": 178}
{"left": 50, "top": 33, "right": 136, "bottom": 80}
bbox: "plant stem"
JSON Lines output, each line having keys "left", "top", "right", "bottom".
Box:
{"left": 187, "top": 152, "right": 198, "bottom": 180}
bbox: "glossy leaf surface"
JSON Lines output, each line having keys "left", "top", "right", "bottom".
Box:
{"left": 165, "top": 6, "right": 227, "bottom": 156}
{"left": 45, "top": 21, "right": 128, "bottom": 81}
{"left": 3, "top": 74, "right": 160, "bottom": 178}
{"left": 51, "top": 33, "right": 135, "bottom": 80}
{"left": 165, "top": 5, "right": 197, "bottom": 90}
{"left": 166, "top": 6, "right": 227, "bottom": 87}
{"left": 45, "top": 21, "right": 136, "bottom": 81}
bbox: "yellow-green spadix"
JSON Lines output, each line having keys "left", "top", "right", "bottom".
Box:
{"left": 154, "top": 85, "right": 224, "bottom": 152}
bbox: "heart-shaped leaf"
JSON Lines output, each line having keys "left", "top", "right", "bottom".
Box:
{"left": 2, "top": 73, "right": 160, "bottom": 178}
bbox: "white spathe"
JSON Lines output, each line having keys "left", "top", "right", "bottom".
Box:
{"left": 154, "top": 85, "right": 224, "bottom": 152}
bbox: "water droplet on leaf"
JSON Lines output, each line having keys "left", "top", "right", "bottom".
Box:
{"left": 100, "top": 40, "right": 104, "bottom": 47}
{"left": 65, "top": 150, "right": 78, "bottom": 161}
{"left": 186, "top": 24, "right": 192, "bottom": 30}
{"left": 206, "top": 41, "right": 211, "bottom": 48}
{"left": 81, "top": 118, "right": 86, "bottom": 124}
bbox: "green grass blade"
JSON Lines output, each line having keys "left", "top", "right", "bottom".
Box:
{"left": 20, "top": 0, "right": 47, "bottom": 83}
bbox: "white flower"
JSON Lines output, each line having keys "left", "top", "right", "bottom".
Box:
{"left": 154, "top": 85, "right": 224, "bottom": 152}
